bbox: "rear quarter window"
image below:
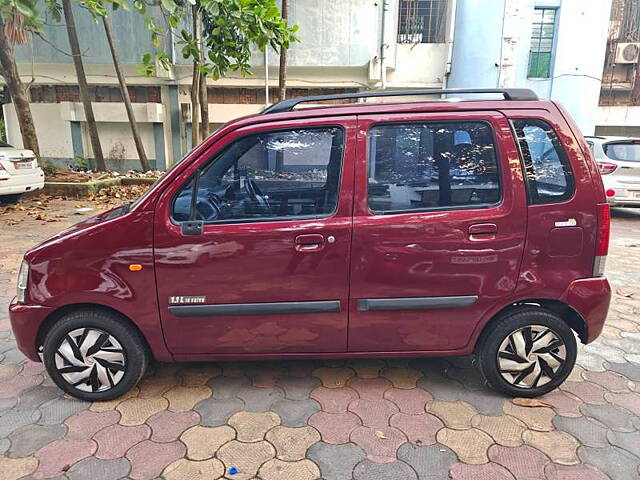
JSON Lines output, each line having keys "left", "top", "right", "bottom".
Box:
{"left": 512, "top": 118, "right": 575, "bottom": 204}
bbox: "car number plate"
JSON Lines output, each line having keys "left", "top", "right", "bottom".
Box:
{"left": 13, "top": 161, "right": 32, "bottom": 170}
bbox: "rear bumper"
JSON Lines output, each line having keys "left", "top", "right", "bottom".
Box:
{"left": 0, "top": 169, "right": 45, "bottom": 196}
{"left": 561, "top": 277, "right": 611, "bottom": 343}
{"left": 8, "top": 298, "right": 53, "bottom": 362}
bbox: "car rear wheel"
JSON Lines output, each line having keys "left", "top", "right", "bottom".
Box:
{"left": 477, "top": 308, "right": 577, "bottom": 397}
{"left": 43, "top": 309, "right": 148, "bottom": 401}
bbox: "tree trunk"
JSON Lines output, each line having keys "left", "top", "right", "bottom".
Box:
{"left": 278, "top": 0, "right": 288, "bottom": 102}
{"left": 199, "top": 70, "right": 209, "bottom": 139}
{"left": 0, "top": 18, "right": 40, "bottom": 157}
{"left": 190, "top": 5, "right": 200, "bottom": 148}
{"left": 62, "top": 0, "right": 105, "bottom": 171}
{"left": 102, "top": 16, "right": 150, "bottom": 171}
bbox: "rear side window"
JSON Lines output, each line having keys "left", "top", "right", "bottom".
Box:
{"left": 367, "top": 122, "right": 501, "bottom": 214}
{"left": 512, "top": 119, "right": 574, "bottom": 204}
{"left": 603, "top": 142, "right": 640, "bottom": 162}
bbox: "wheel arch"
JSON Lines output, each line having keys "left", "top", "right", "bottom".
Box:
{"left": 476, "top": 298, "right": 588, "bottom": 350}
{"left": 36, "top": 303, "right": 154, "bottom": 360}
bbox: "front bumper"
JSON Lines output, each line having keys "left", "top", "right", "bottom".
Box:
{"left": 0, "top": 169, "right": 45, "bottom": 196}
{"left": 9, "top": 298, "right": 53, "bottom": 362}
{"left": 561, "top": 277, "right": 611, "bottom": 343}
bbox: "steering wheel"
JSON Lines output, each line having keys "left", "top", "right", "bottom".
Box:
{"left": 240, "top": 175, "right": 271, "bottom": 213}
{"left": 194, "top": 191, "right": 222, "bottom": 221}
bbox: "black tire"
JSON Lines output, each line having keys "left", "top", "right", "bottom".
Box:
{"left": 43, "top": 309, "right": 148, "bottom": 402}
{"left": 0, "top": 193, "right": 22, "bottom": 204}
{"left": 476, "top": 307, "right": 577, "bottom": 397}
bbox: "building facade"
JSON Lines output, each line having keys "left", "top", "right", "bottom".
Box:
{"left": 1, "top": 0, "right": 611, "bottom": 170}
{"left": 596, "top": 0, "right": 640, "bottom": 137}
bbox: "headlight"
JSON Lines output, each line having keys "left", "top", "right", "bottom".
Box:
{"left": 16, "top": 260, "right": 29, "bottom": 303}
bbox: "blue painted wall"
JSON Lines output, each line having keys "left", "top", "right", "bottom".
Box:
{"left": 447, "top": 0, "right": 506, "bottom": 90}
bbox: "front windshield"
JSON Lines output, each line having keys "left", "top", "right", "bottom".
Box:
{"left": 604, "top": 142, "right": 640, "bottom": 162}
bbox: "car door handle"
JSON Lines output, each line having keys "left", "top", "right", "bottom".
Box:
{"left": 468, "top": 223, "right": 498, "bottom": 239}
{"left": 295, "top": 234, "right": 326, "bottom": 252}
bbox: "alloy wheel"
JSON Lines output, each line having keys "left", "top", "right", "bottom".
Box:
{"left": 54, "top": 328, "right": 126, "bottom": 392}
{"left": 497, "top": 324, "right": 566, "bottom": 388}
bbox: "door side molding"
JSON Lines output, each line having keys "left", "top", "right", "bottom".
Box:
{"left": 357, "top": 296, "right": 478, "bottom": 312}
{"left": 169, "top": 300, "right": 341, "bottom": 317}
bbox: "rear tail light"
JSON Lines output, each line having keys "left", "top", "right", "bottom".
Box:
{"left": 597, "top": 161, "right": 618, "bottom": 175}
{"left": 594, "top": 203, "right": 610, "bottom": 277}
{"left": 606, "top": 189, "right": 615, "bottom": 197}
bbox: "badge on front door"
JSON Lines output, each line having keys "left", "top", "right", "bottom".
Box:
{"left": 169, "top": 296, "right": 206, "bottom": 305}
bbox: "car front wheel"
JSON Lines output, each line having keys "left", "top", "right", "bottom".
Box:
{"left": 477, "top": 307, "right": 577, "bottom": 397}
{"left": 43, "top": 309, "right": 148, "bottom": 401}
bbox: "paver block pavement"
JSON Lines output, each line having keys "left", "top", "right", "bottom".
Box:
{"left": 436, "top": 427, "right": 493, "bottom": 464}
{"left": 228, "top": 411, "right": 280, "bottom": 442}
{"left": 65, "top": 456, "right": 131, "bottom": 480}
{"left": 162, "top": 458, "right": 225, "bottom": 480}
{"left": 180, "top": 425, "right": 236, "bottom": 460}
{"left": 265, "top": 425, "right": 321, "bottom": 461}
{"left": 3, "top": 201, "right": 640, "bottom": 480}
{"left": 307, "top": 442, "right": 366, "bottom": 480}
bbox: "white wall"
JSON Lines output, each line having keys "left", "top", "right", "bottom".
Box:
{"left": 82, "top": 123, "right": 156, "bottom": 162}
{"left": 3, "top": 103, "right": 74, "bottom": 159}
{"left": 546, "top": 0, "right": 611, "bottom": 135}
{"left": 389, "top": 44, "right": 449, "bottom": 87}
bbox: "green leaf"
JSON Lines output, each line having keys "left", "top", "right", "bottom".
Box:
{"left": 160, "top": 0, "right": 177, "bottom": 13}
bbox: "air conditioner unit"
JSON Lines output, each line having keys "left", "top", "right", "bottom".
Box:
{"left": 615, "top": 42, "right": 640, "bottom": 64}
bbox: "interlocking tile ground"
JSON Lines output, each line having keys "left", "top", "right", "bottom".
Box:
{"left": 1, "top": 201, "right": 640, "bottom": 479}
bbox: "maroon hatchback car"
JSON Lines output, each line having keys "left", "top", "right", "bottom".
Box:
{"left": 9, "top": 89, "right": 612, "bottom": 401}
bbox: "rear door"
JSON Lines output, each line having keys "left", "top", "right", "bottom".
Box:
{"left": 508, "top": 110, "right": 599, "bottom": 294}
{"left": 348, "top": 111, "right": 528, "bottom": 352}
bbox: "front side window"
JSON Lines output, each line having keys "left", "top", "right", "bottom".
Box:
{"left": 512, "top": 118, "right": 574, "bottom": 204}
{"left": 367, "top": 122, "right": 501, "bottom": 214}
{"left": 528, "top": 8, "right": 556, "bottom": 78}
{"left": 173, "top": 127, "right": 344, "bottom": 223}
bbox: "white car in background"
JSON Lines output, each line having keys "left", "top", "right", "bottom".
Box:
{"left": 586, "top": 136, "right": 640, "bottom": 207}
{"left": 0, "top": 142, "right": 45, "bottom": 203}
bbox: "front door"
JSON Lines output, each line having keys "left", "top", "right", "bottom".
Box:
{"left": 154, "top": 117, "right": 356, "bottom": 354}
{"left": 348, "top": 111, "right": 528, "bottom": 352}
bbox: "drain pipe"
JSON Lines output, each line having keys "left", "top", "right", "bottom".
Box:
{"left": 443, "top": 0, "right": 457, "bottom": 90}
{"left": 380, "top": 0, "right": 389, "bottom": 89}
{"left": 264, "top": 48, "right": 270, "bottom": 105}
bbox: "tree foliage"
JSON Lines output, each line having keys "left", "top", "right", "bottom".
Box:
{"left": 140, "top": 0, "right": 298, "bottom": 79}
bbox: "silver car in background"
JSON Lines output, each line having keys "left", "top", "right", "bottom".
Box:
{"left": 586, "top": 136, "right": 640, "bottom": 207}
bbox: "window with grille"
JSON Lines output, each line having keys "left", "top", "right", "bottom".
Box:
{"left": 397, "top": 0, "right": 447, "bottom": 44}
{"left": 528, "top": 8, "right": 557, "bottom": 78}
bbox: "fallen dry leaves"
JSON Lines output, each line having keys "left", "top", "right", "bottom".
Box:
{"left": 512, "top": 397, "right": 551, "bottom": 408}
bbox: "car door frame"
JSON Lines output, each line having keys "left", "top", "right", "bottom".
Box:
{"left": 152, "top": 115, "right": 358, "bottom": 358}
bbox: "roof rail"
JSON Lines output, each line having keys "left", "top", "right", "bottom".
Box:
{"left": 262, "top": 88, "right": 539, "bottom": 115}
